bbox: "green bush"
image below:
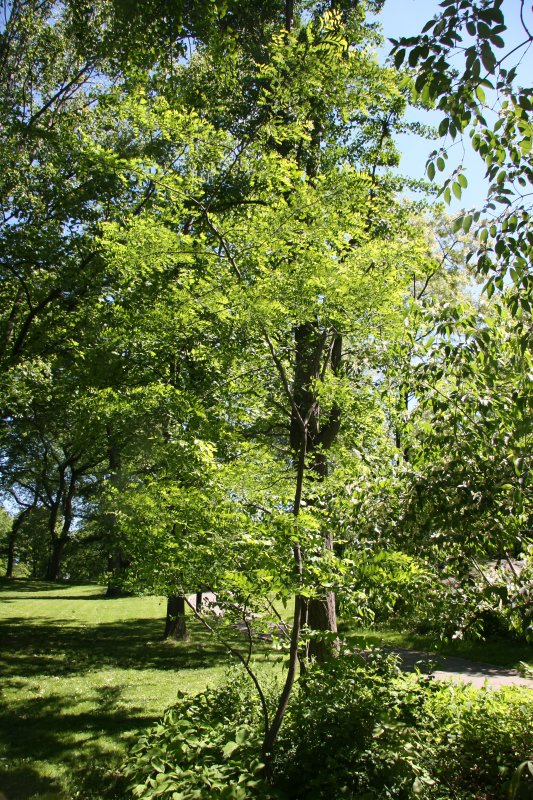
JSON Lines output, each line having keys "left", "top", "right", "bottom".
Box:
{"left": 273, "top": 651, "right": 436, "bottom": 799}
{"left": 123, "top": 670, "right": 280, "bottom": 800}
{"left": 124, "top": 654, "right": 533, "bottom": 800}
{"left": 274, "top": 652, "right": 533, "bottom": 800}
{"left": 425, "top": 683, "right": 533, "bottom": 799}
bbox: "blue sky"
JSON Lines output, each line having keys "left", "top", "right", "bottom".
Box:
{"left": 373, "top": 0, "right": 533, "bottom": 211}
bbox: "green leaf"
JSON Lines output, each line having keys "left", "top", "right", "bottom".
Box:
{"left": 475, "top": 85, "right": 486, "bottom": 103}
{"left": 480, "top": 43, "right": 496, "bottom": 73}
{"left": 222, "top": 741, "right": 239, "bottom": 759}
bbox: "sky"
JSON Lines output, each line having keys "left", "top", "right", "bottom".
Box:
{"left": 372, "top": 0, "right": 533, "bottom": 211}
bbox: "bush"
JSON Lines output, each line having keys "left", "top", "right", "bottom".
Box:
{"left": 426, "top": 683, "right": 533, "bottom": 799}
{"left": 124, "top": 654, "right": 533, "bottom": 800}
{"left": 273, "top": 650, "right": 437, "bottom": 799}
{"left": 274, "top": 652, "right": 533, "bottom": 800}
{"left": 123, "top": 670, "right": 280, "bottom": 800}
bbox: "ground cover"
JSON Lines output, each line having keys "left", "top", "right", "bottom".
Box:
{"left": 0, "top": 579, "right": 272, "bottom": 800}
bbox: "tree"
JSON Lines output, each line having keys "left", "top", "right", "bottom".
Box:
{"left": 97, "top": 0, "right": 442, "bottom": 760}
{"left": 391, "top": 0, "right": 532, "bottom": 309}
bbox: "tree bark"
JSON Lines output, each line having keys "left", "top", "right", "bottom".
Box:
{"left": 5, "top": 507, "right": 31, "bottom": 578}
{"left": 45, "top": 464, "right": 78, "bottom": 581}
{"left": 290, "top": 325, "right": 342, "bottom": 661}
{"left": 105, "top": 425, "right": 131, "bottom": 596}
{"left": 163, "top": 595, "right": 188, "bottom": 640}
{"left": 46, "top": 536, "right": 66, "bottom": 581}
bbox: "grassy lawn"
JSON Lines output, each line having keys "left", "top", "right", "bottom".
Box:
{"left": 0, "top": 579, "right": 274, "bottom": 800}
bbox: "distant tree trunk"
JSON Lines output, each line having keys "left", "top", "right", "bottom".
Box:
{"left": 45, "top": 465, "right": 77, "bottom": 581}
{"left": 46, "top": 536, "right": 67, "bottom": 581}
{"left": 105, "top": 425, "right": 130, "bottom": 597}
{"left": 196, "top": 591, "right": 203, "bottom": 612}
{"left": 164, "top": 595, "right": 188, "bottom": 640}
{"left": 45, "top": 470, "right": 65, "bottom": 581}
{"left": 106, "top": 549, "right": 132, "bottom": 597}
{"left": 5, "top": 507, "right": 31, "bottom": 578}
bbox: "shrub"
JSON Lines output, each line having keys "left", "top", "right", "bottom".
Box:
{"left": 273, "top": 650, "right": 437, "bottom": 799}
{"left": 123, "top": 670, "right": 280, "bottom": 800}
{"left": 123, "top": 653, "right": 533, "bottom": 800}
{"left": 425, "top": 683, "right": 533, "bottom": 799}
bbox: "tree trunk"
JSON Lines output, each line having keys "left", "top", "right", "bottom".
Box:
{"left": 307, "top": 548, "right": 338, "bottom": 661}
{"left": 163, "top": 595, "right": 188, "bottom": 640}
{"left": 106, "top": 549, "right": 132, "bottom": 597}
{"left": 290, "top": 325, "right": 342, "bottom": 661}
{"left": 46, "top": 464, "right": 78, "bottom": 581}
{"left": 105, "top": 425, "right": 130, "bottom": 596}
{"left": 5, "top": 507, "right": 31, "bottom": 578}
{"left": 46, "top": 536, "right": 66, "bottom": 581}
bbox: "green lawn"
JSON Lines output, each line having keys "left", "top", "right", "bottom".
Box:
{"left": 0, "top": 579, "right": 269, "bottom": 800}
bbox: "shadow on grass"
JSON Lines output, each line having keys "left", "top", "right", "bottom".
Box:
{"left": 0, "top": 581, "right": 275, "bottom": 798}
{"left": 0, "top": 614, "right": 243, "bottom": 678}
{"left": 0, "top": 577, "right": 94, "bottom": 594}
{"left": 0, "top": 688, "right": 151, "bottom": 799}
{"left": 1, "top": 594, "right": 109, "bottom": 601}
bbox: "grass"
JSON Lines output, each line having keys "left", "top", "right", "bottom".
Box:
{"left": 0, "top": 579, "right": 275, "bottom": 800}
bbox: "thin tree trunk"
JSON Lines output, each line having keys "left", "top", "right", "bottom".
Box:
{"left": 105, "top": 425, "right": 130, "bottom": 596}
{"left": 45, "top": 469, "right": 65, "bottom": 581}
{"left": 163, "top": 595, "right": 188, "bottom": 640}
{"left": 290, "top": 325, "right": 342, "bottom": 661}
{"left": 262, "top": 435, "right": 307, "bottom": 763}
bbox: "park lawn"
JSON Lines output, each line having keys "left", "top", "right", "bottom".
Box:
{"left": 2, "top": 581, "right": 531, "bottom": 800}
{"left": 0, "top": 579, "right": 274, "bottom": 800}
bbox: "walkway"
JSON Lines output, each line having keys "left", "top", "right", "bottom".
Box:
{"left": 391, "top": 647, "right": 533, "bottom": 690}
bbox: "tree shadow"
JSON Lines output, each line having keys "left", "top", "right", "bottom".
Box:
{"left": 0, "top": 578, "right": 95, "bottom": 594}
{"left": 0, "top": 688, "right": 153, "bottom": 799}
{"left": 0, "top": 613, "right": 262, "bottom": 680}
{"left": 0, "top": 583, "right": 276, "bottom": 798}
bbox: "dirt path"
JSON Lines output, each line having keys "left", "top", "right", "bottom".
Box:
{"left": 391, "top": 647, "right": 533, "bottom": 690}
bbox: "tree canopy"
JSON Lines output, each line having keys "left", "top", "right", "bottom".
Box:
{"left": 0, "top": 0, "right": 531, "bottom": 776}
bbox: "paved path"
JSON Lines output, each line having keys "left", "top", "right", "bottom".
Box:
{"left": 390, "top": 647, "right": 533, "bottom": 690}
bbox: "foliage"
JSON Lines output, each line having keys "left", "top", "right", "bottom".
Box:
{"left": 124, "top": 671, "right": 280, "bottom": 800}
{"left": 272, "top": 653, "right": 533, "bottom": 800}
{"left": 1, "top": 0, "right": 532, "bottom": 789}
{"left": 391, "top": 0, "right": 532, "bottom": 307}
{"left": 273, "top": 651, "right": 435, "bottom": 799}
{"left": 392, "top": 291, "right": 533, "bottom": 641}
{"left": 126, "top": 652, "right": 533, "bottom": 800}
{"left": 424, "top": 681, "right": 533, "bottom": 800}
